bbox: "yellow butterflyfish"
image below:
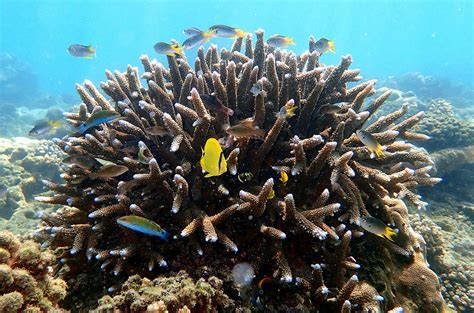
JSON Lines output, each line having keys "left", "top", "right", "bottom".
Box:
{"left": 200, "top": 138, "right": 227, "bottom": 178}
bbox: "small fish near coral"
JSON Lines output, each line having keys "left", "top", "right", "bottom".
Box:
{"left": 209, "top": 24, "right": 247, "bottom": 38}
{"left": 117, "top": 215, "right": 170, "bottom": 240}
{"left": 226, "top": 119, "right": 265, "bottom": 139}
{"left": 199, "top": 94, "right": 234, "bottom": 116}
{"left": 182, "top": 29, "right": 217, "bottom": 50}
{"left": 28, "top": 119, "right": 62, "bottom": 136}
{"left": 78, "top": 110, "right": 120, "bottom": 134}
{"left": 312, "top": 38, "right": 336, "bottom": 54}
{"left": 200, "top": 138, "right": 227, "bottom": 178}
{"left": 356, "top": 129, "right": 386, "bottom": 158}
{"left": 267, "top": 35, "right": 296, "bottom": 48}
{"left": 153, "top": 42, "right": 184, "bottom": 56}
{"left": 68, "top": 44, "right": 96, "bottom": 58}
{"left": 183, "top": 27, "right": 203, "bottom": 37}
{"left": 62, "top": 154, "right": 101, "bottom": 170}
{"left": 89, "top": 164, "right": 129, "bottom": 180}
{"left": 359, "top": 215, "right": 397, "bottom": 242}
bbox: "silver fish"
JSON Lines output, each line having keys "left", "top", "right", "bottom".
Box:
{"left": 68, "top": 44, "right": 96, "bottom": 58}
{"left": 183, "top": 27, "right": 202, "bottom": 37}
{"left": 182, "top": 29, "right": 217, "bottom": 50}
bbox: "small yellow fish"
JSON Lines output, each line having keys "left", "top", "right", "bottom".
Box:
{"left": 279, "top": 171, "right": 288, "bottom": 184}
{"left": 360, "top": 216, "right": 397, "bottom": 242}
{"left": 356, "top": 130, "right": 385, "bottom": 158}
{"left": 267, "top": 35, "right": 296, "bottom": 48}
{"left": 267, "top": 189, "right": 275, "bottom": 199}
{"left": 277, "top": 100, "right": 297, "bottom": 119}
{"left": 200, "top": 138, "right": 227, "bottom": 178}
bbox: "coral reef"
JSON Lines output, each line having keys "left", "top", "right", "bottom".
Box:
{"left": 411, "top": 199, "right": 474, "bottom": 312}
{"left": 96, "top": 270, "right": 233, "bottom": 312}
{"left": 413, "top": 99, "right": 474, "bottom": 152}
{"left": 381, "top": 72, "right": 474, "bottom": 108}
{"left": 35, "top": 31, "right": 445, "bottom": 311}
{"left": 0, "top": 231, "right": 67, "bottom": 312}
{"left": 0, "top": 137, "right": 63, "bottom": 235}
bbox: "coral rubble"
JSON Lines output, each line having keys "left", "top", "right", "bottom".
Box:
{"left": 35, "top": 31, "right": 446, "bottom": 311}
{"left": 0, "top": 231, "right": 67, "bottom": 312}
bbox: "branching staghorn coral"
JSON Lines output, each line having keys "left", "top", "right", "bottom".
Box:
{"left": 35, "top": 30, "right": 445, "bottom": 311}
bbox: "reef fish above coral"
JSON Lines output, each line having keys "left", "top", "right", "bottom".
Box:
{"left": 33, "top": 29, "right": 447, "bottom": 311}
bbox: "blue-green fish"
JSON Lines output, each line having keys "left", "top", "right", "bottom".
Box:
{"left": 68, "top": 44, "right": 96, "bottom": 58}
{"left": 209, "top": 25, "right": 246, "bottom": 38}
{"left": 117, "top": 215, "right": 170, "bottom": 240}
{"left": 182, "top": 29, "right": 217, "bottom": 50}
{"left": 78, "top": 110, "right": 120, "bottom": 134}
{"left": 267, "top": 35, "right": 296, "bottom": 48}
{"left": 183, "top": 27, "right": 203, "bottom": 37}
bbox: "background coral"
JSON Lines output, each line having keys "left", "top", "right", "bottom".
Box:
{"left": 0, "top": 231, "right": 67, "bottom": 312}
{"left": 0, "top": 138, "right": 63, "bottom": 235}
{"left": 413, "top": 98, "right": 474, "bottom": 152}
{"left": 96, "top": 270, "right": 233, "bottom": 312}
{"left": 35, "top": 31, "right": 445, "bottom": 311}
{"left": 411, "top": 203, "right": 474, "bottom": 312}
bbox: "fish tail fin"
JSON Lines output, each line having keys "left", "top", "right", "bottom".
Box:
{"left": 288, "top": 37, "right": 296, "bottom": 45}
{"left": 328, "top": 40, "right": 336, "bottom": 52}
{"left": 236, "top": 29, "right": 246, "bottom": 38}
{"left": 375, "top": 144, "right": 385, "bottom": 158}
{"left": 383, "top": 226, "right": 397, "bottom": 242}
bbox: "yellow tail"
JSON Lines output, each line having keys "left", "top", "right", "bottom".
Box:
{"left": 328, "top": 40, "right": 336, "bottom": 53}
{"left": 235, "top": 29, "right": 247, "bottom": 38}
{"left": 288, "top": 37, "right": 296, "bottom": 45}
{"left": 383, "top": 226, "right": 397, "bottom": 242}
{"left": 374, "top": 144, "right": 385, "bottom": 158}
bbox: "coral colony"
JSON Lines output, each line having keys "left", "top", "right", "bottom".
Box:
{"left": 34, "top": 30, "right": 445, "bottom": 311}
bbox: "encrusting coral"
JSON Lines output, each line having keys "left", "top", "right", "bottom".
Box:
{"left": 95, "top": 270, "right": 233, "bottom": 312}
{"left": 0, "top": 231, "right": 67, "bottom": 312}
{"left": 34, "top": 30, "right": 446, "bottom": 311}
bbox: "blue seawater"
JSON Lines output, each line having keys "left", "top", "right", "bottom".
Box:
{"left": 1, "top": 0, "right": 472, "bottom": 97}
